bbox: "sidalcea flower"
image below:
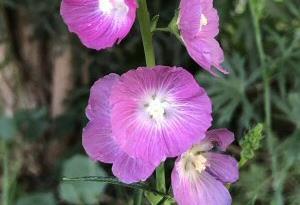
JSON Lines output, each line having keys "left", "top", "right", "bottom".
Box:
{"left": 171, "top": 129, "right": 239, "bottom": 205}
{"left": 179, "top": 0, "right": 227, "bottom": 75}
{"left": 83, "top": 74, "right": 156, "bottom": 183}
{"left": 110, "top": 66, "right": 212, "bottom": 165}
{"left": 60, "top": 0, "right": 137, "bottom": 50}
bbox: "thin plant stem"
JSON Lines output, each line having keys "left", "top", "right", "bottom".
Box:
{"left": 137, "top": 0, "right": 156, "bottom": 67}
{"left": 155, "top": 163, "right": 166, "bottom": 193}
{"left": 2, "top": 141, "right": 9, "bottom": 205}
{"left": 133, "top": 190, "right": 143, "bottom": 205}
{"left": 249, "top": 1, "right": 283, "bottom": 205}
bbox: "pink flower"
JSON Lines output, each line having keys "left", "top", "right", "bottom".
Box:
{"left": 60, "top": 0, "right": 137, "bottom": 50}
{"left": 83, "top": 74, "right": 156, "bottom": 183}
{"left": 179, "top": 0, "right": 227, "bottom": 76}
{"left": 171, "top": 129, "right": 239, "bottom": 205}
{"left": 110, "top": 66, "right": 212, "bottom": 165}
{"left": 83, "top": 66, "right": 212, "bottom": 176}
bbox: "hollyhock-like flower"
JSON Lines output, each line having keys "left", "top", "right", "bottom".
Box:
{"left": 179, "top": 0, "right": 227, "bottom": 75}
{"left": 110, "top": 66, "right": 212, "bottom": 165}
{"left": 171, "top": 129, "right": 239, "bottom": 205}
{"left": 60, "top": 0, "right": 137, "bottom": 50}
{"left": 82, "top": 74, "right": 156, "bottom": 183}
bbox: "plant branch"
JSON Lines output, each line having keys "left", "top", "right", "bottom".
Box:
{"left": 249, "top": 1, "right": 282, "bottom": 205}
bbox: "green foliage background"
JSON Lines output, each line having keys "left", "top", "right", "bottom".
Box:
{"left": 0, "top": 0, "right": 300, "bottom": 204}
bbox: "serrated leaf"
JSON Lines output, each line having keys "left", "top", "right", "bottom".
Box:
{"left": 235, "top": 164, "right": 269, "bottom": 203}
{"left": 59, "top": 155, "right": 107, "bottom": 205}
{"left": 239, "top": 124, "right": 264, "bottom": 167}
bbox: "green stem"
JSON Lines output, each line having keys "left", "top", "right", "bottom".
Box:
{"left": 2, "top": 141, "right": 9, "bottom": 205}
{"left": 249, "top": 2, "right": 282, "bottom": 205}
{"left": 133, "top": 190, "right": 143, "bottom": 205}
{"left": 155, "top": 163, "right": 166, "bottom": 193}
{"left": 63, "top": 177, "right": 172, "bottom": 199}
{"left": 137, "top": 0, "right": 156, "bottom": 67}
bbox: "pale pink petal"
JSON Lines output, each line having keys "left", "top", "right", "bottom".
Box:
{"left": 60, "top": 0, "right": 137, "bottom": 50}
{"left": 172, "top": 167, "right": 232, "bottom": 205}
{"left": 204, "top": 152, "right": 239, "bottom": 183}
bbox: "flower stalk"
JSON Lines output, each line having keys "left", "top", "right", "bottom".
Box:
{"left": 249, "top": 1, "right": 282, "bottom": 205}
{"left": 137, "top": 0, "right": 156, "bottom": 67}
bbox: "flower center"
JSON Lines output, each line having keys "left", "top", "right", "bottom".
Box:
{"left": 199, "top": 14, "right": 208, "bottom": 31}
{"left": 177, "top": 149, "right": 208, "bottom": 182}
{"left": 145, "top": 97, "right": 167, "bottom": 122}
{"left": 99, "top": 0, "right": 129, "bottom": 17}
{"left": 183, "top": 152, "right": 207, "bottom": 173}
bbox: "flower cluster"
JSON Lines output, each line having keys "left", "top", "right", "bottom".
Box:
{"left": 61, "top": 0, "right": 239, "bottom": 204}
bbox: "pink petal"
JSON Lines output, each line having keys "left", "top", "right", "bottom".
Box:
{"left": 82, "top": 119, "right": 120, "bottom": 163}
{"left": 204, "top": 152, "right": 239, "bottom": 183}
{"left": 60, "top": 0, "right": 137, "bottom": 50}
{"left": 183, "top": 37, "right": 227, "bottom": 75}
{"left": 83, "top": 120, "right": 156, "bottom": 183}
{"left": 179, "top": 0, "right": 219, "bottom": 38}
{"left": 204, "top": 128, "right": 235, "bottom": 151}
{"left": 172, "top": 167, "right": 232, "bottom": 205}
{"left": 112, "top": 153, "right": 156, "bottom": 184}
{"left": 110, "top": 66, "right": 212, "bottom": 165}
{"left": 86, "top": 73, "right": 120, "bottom": 121}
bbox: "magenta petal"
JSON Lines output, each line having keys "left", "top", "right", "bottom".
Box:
{"left": 86, "top": 73, "right": 120, "bottom": 121}
{"left": 82, "top": 119, "right": 120, "bottom": 163}
{"left": 183, "top": 37, "right": 227, "bottom": 75}
{"left": 204, "top": 152, "right": 239, "bottom": 183}
{"left": 112, "top": 153, "right": 156, "bottom": 184}
{"left": 172, "top": 168, "right": 232, "bottom": 205}
{"left": 110, "top": 66, "right": 212, "bottom": 165}
{"left": 60, "top": 0, "right": 137, "bottom": 50}
{"left": 204, "top": 128, "right": 235, "bottom": 151}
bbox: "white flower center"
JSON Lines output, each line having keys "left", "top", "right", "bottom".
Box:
{"left": 99, "top": 0, "right": 129, "bottom": 17}
{"left": 200, "top": 14, "right": 208, "bottom": 31}
{"left": 145, "top": 97, "right": 168, "bottom": 122}
{"left": 182, "top": 152, "right": 207, "bottom": 173}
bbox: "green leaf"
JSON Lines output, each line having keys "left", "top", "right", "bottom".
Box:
{"left": 15, "top": 108, "right": 48, "bottom": 141}
{"left": 16, "top": 193, "right": 57, "bottom": 205}
{"left": 59, "top": 155, "right": 107, "bottom": 205}
{"left": 239, "top": 124, "right": 264, "bottom": 167}
{"left": 145, "top": 191, "right": 164, "bottom": 205}
{"left": 0, "top": 116, "right": 17, "bottom": 142}
{"left": 235, "top": 164, "right": 269, "bottom": 203}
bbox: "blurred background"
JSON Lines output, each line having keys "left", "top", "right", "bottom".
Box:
{"left": 0, "top": 0, "right": 299, "bottom": 204}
